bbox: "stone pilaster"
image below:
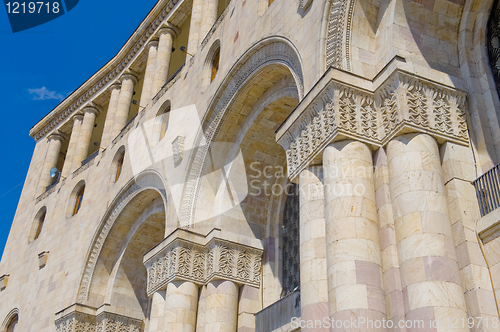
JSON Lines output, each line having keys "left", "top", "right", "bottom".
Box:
{"left": 140, "top": 40, "right": 159, "bottom": 107}
{"left": 112, "top": 73, "right": 137, "bottom": 137}
{"left": 148, "top": 290, "right": 166, "bottom": 332}
{"left": 199, "top": 0, "right": 218, "bottom": 43}
{"left": 100, "top": 83, "right": 121, "bottom": 148}
{"left": 441, "top": 141, "right": 498, "bottom": 329}
{"left": 187, "top": 0, "right": 204, "bottom": 54}
{"left": 61, "top": 114, "right": 84, "bottom": 177}
{"left": 298, "top": 166, "right": 329, "bottom": 331}
{"left": 38, "top": 132, "right": 64, "bottom": 193}
{"left": 237, "top": 285, "right": 260, "bottom": 332}
{"left": 387, "top": 133, "right": 468, "bottom": 330}
{"left": 72, "top": 106, "right": 99, "bottom": 171}
{"left": 204, "top": 280, "right": 238, "bottom": 332}
{"left": 196, "top": 285, "right": 207, "bottom": 332}
{"left": 152, "top": 28, "right": 177, "bottom": 95}
{"left": 163, "top": 281, "right": 198, "bottom": 332}
{"left": 323, "top": 141, "right": 387, "bottom": 330}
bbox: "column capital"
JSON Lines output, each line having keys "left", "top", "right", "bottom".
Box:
{"left": 157, "top": 25, "right": 180, "bottom": 39}
{"left": 108, "top": 82, "right": 121, "bottom": 92}
{"left": 82, "top": 105, "right": 100, "bottom": 116}
{"left": 47, "top": 132, "right": 65, "bottom": 143}
{"left": 147, "top": 38, "right": 159, "bottom": 48}
{"left": 71, "top": 113, "right": 84, "bottom": 122}
{"left": 120, "top": 72, "right": 138, "bottom": 85}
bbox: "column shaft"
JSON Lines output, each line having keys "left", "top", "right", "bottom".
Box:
{"left": 199, "top": 0, "right": 218, "bottom": 41}
{"left": 323, "top": 141, "right": 387, "bottom": 330}
{"left": 237, "top": 285, "right": 261, "bottom": 331}
{"left": 148, "top": 290, "right": 166, "bottom": 332}
{"left": 187, "top": 0, "right": 204, "bottom": 54}
{"left": 72, "top": 106, "right": 99, "bottom": 170}
{"left": 163, "top": 281, "right": 198, "bottom": 332}
{"left": 387, "top": 133, "right": 468, "bottom": 330}
{"left": 152, "top": 28, "right": 176, "bottom": 95}
{"left": 112, "top": 74, "right": 137, "bottom": 137}
{"left": 61, "top": 114, "right": 83, "bottom": 177}
{"left": 140, "top": 40, "right": 158, "bottom": 108}
{"left": 204, "top": 280, "right": 238, "bottom": 332}
{"left": 39, "top": 133, "right": 64, "bottom": 191}
{"left": 299, "top": 166, "right": 329, "bottom": 330}
{"left": 100, "top": 83, "right": 121, "bottom": 148}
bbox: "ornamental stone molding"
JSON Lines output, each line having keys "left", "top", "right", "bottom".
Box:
{"left": 54, "top": 304, "right": 142, "bottom": 332}
{"left": 143, "top": 229, "right": 263, "bottom": 296}
{"left": 277, "top": 67, "right": 469, "bottom": 180}
{"left": 29, "top": 0, "right": 185, "bottom": 142}
{"left": 326, "top": 0, "right": 355, "bottom": 70}
{"left": 77, "top": 170, "right": 167, "bottom": 303}
{"left": 300, "top": 0, "right": 313, "bottom": 10}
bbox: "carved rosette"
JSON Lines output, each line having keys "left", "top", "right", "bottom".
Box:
{"left": 278, "top": 70, "right": 469, "bottom": 180}
{"left": 144, "top": 238, "right": 262, "bottom": 296}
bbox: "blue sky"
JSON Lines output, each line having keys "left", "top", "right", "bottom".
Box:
{"left": 0, "top": 0, "right": 158, "bottom": 257}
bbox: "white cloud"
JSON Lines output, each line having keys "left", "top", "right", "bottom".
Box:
{"left": 28, "top": 87, "right": 64, "bottom": 101}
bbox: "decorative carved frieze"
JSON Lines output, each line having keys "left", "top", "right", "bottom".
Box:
{"left": 55, "top": 306, "right": 142, "bottom": 332}
{"left": 144, "top": 237, "right": 262, "bottom": 296}
{"left": 277, "top": 70, "right": 469, "bottom": 180}
{"left": 326, "top": 0, "right": 355, "bottom": 70}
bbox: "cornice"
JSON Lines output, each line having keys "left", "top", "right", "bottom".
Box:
{"left": 29, "top": 0, "right": 183, "bottom": 142}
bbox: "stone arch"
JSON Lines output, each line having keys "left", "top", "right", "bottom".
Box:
{"left": 460, "top": 0, "right": 500, "bottom": 171}
{"left": 202, "top": 39, "right": 221, "bottom": 88}
{"left": 66, "top": 180, "right": 86, "bottom": 218}
{"left": 28, "top": 206, "right": 47, "bottom": 242}
{"left": 76, "top": 169, "right": 168, "bottom": 305}
{"left": 178, "top": 36, "right": 304, "bottom": 227}
{"left": 1, "top": 308, "right": 18, "bottom": 332}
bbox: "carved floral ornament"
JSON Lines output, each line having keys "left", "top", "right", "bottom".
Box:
{"left": 144, "top": 237, "right": 263, "bottom": 296}
{"left": 277, "top": 70, "right": 469, "bottom": 180}
{"left": 55, "top": 310, "right": 142, "bottom": 332}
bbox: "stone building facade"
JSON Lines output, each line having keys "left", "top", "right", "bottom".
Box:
{"left": 2, "top": 0, "right": 500, "bottom": 331}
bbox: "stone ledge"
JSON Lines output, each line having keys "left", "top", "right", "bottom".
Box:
{"left": 477, "top": 208, "right": 500, "bottom": 244}
{"left": 0, "top": 274, "right": 9, "bottom": 291}
{"left": 143, "top": 228, "right": 263, "bottom": 296}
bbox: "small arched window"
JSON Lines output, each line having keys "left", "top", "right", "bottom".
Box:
{"left": 34, "top": 210, "right": 46, "bottom": 240}
{"left": 211, "top": 49, "right": 220, "bottom": 82}
{"left": 5, "top": 315, "right": 17, "bottom": 332}
{"left": 73, "top": 186, "right": 85, "bottom": 215}
{"left": 115, "top": 153, "right": 125, "bottom": 182}
{"left": 159, "top": 106, "right": 171, "bottom": 140}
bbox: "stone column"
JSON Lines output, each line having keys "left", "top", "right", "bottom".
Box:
{"left": 199, "top": 0, "right": 218, "bottom": 44}
{"left": 163, "top": 281, "right": 198, "bottom": 332}
{"left": 196, "top": 285, "right": 207, "bottom": 332}
{"left": 140, "top": 40, "right": 159, "bottom": 107}
{"left": 152, "top": 28, "right": 177, "bottom": 95}
{"left": 298, "top": 166, "right": 328, "bottom": 330}
{"left": 148, "top": 290, "right": 166, "bottom": 332}
{"left": 187, "top": 0, "right": 204, "bottom": 54}
{"left": 39, "top": 132, "right": 64, "bottom": 192}
{"left": 373, "top": 148, "right": 406, "bottom": 329}
{"left": 204, "top": 280, "right": 238, "bottom": 332}
{"left": 61, "top": 114, "right": 83, "bottom": 177}
{"left": 100, "top": 83, "right": 121, "bottom": 149}
{"left": 387, "top": 133, "right": 468, "bottom": 330}
{"left": 72, "top": 106, "right": 99, "bottom": 170}
{"left": 112, "top": 73, "right": 137, "bottom": 137}
{"left": 323, "top": 141, "right": 387, "bottom": 329}
{"left": 237, "top": 285, "right": 261, "bottom": 332}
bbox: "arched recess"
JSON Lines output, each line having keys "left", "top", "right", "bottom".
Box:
{"left": 1, "top": 308, "right": 19, "bottom": 332}
{"left": 178, "top": 36, "right": 304, "bottom": 228}
{"left": 76, "top": 170, "right": 168, "bottom": 318}
{"left": 460, "top": 0, "right": 500, "bottom": 171}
